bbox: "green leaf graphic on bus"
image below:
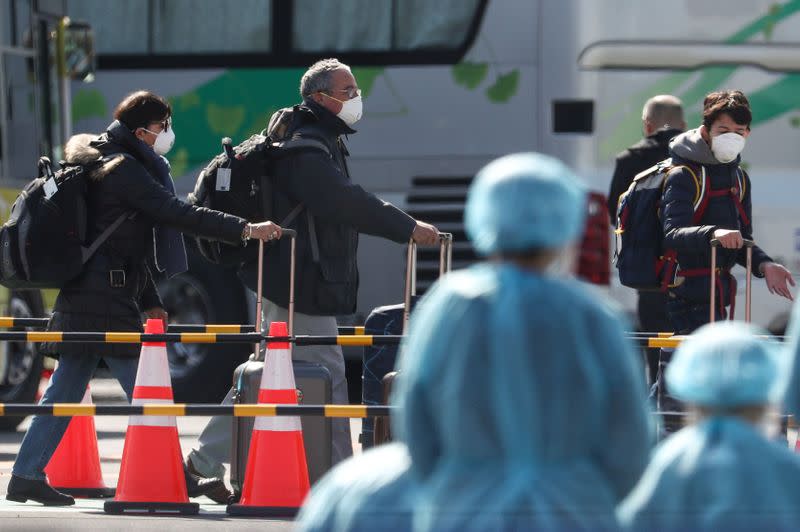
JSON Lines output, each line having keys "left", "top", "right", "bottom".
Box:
{"left": 72, "top": 89, "right": 107, "bottom": 122}
{"left": 452, "top": 62, "right": 489, "bottom": 89}
{"left": 602, "top": 0, "right": 800, "bottom": 159}
{"left": 486, "top": 70, "right": 520, "bottom": 103}
{"left": 207, "top": 103, "right": 246, "bottom": 135}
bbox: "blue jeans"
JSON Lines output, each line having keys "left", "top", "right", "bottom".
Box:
{"left": 12, "top": 354, "right": 138, "bottom": 480}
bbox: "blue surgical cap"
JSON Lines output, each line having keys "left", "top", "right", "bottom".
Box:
{"left": 666, "top": 322, "right": 786, "bottom": 408}
{"left": 465, "top": 153, "right": 587, "bottom": 255}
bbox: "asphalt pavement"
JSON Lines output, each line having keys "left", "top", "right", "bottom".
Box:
{"left": 0, "top": 378, "right": 362, "bottom": 531}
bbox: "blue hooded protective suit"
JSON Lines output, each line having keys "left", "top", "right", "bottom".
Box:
{"left": 619, "top": 322, "right": 800, "bottom": 531}
{"left": 297, "top": 153, "right": 653, "bottom": 531}
{"left": 781, "top": 297, "right": 800, "bottom": 417}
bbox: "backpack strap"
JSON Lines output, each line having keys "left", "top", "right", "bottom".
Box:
{"left": 732, "top": 167, "right": 750, "bottom": 227}
{"left": 271, "top": 137, "right": 329, "bottom": 264}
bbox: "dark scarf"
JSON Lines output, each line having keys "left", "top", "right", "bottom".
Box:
{"left": 106, "top": 120, "right": 188, "bottom": 278}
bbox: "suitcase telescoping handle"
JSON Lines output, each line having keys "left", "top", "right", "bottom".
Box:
{"left": 709, "top": 238, "right": 753, "bottom": 324}
{"left": 403, "top": 233, "right": 454, "bottom": 333}
{"left": 254, "top": 228, "right": 297, "bottom": 356}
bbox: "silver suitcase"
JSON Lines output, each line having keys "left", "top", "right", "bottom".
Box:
{"left": 230, "top": 358, "right": 332, "bottom": 492}
{"left": 227, "top": 229, "right": 332, "bottom": 496}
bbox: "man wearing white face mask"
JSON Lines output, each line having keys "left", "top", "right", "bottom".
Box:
{"left": 205, "top": 58, "right": 441, "bottom": 483}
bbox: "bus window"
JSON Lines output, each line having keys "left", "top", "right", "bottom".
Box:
{"left": 152, "top": 0, "right": 271, "bottom": 53}
{"left": 3, "top": 53, "right": 40, "bottom": 182}
{"left": 65, "top": 1, "right": 149, "bottom": 54}
{"left": 66, "top": 0, "right": 272, "bottom": 54}
{"left": 292, "top": 0, "right": 483, "bottom": 52}
{"left": 4, "top": 0, "right": 32, "bottom": 47}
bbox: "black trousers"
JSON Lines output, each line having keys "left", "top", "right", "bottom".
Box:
{"left": 637, "top": 291, "right": 671, "bottom": 387}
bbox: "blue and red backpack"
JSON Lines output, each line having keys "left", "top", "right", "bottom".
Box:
{"left": 614, "top": 158, "right": 748, "bottom": 291}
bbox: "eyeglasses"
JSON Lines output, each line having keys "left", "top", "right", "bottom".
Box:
{"left": 148, "top": 117, "right": 171, "bottom": 132}
{"left": 326, "top": 87, "right": 361, "bottom": 100}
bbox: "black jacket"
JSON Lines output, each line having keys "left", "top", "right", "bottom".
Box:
{"left": 43, "top": 130, "right": 247, "bottom": 358}
{"left": 239, "top": 101, "right": 416, "bottom": 316}
{"left": 661, "top": 128, "right": 771, "bottom": 305}
{"left": 608, "top": 128, "right": 683, "bottom": 224}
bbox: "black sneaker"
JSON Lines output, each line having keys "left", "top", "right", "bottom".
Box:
{"left": 184, "top": 461, "right": 231, "bottom": 503}
{"left": 6, "top": 475, "right": 75, "bottom": 506}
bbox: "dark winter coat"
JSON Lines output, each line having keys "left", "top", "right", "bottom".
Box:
{"left": 238, "top": 101, "right": 416, "bottom": 316}
{"left": 661, "top": 128, "right": 771, "bottom": 305}
{"left": 608, "top": 128, "right": 683, "bottom": 224}
{"left": 42, "top": 130, "right": 247, "bottom": 358}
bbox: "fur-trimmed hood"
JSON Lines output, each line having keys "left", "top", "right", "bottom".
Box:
{"left": 63, "top": 133, "right": 125, "bottom": 180}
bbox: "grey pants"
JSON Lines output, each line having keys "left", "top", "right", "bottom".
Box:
{"left": 188, "top": 299, "right": 353, "bottom": 478}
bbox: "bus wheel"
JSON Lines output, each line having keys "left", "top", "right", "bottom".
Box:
{"left": 0, "top": 290, "right": 45, "bottom": 431}
{"left": 157, "top": 251, "right": 250, "bottom": 403}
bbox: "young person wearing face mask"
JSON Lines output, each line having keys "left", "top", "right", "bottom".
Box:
{"left": 6, "top": 91, "right": 282, "bottom": 506}
{"left": 652, "top": 91, "right": 794, "bottom": 436}
{"left": 661, "top": 90, "right": 794, "bottom": 333}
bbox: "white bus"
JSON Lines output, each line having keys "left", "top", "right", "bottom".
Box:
{"left": 4, "top": 0, "right": 800, "bottom": 409}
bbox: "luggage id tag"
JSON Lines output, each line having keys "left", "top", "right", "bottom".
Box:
{"left": 43, "top": 177, "right": 59, "bottom": 199}
{"left": 216, "top": 166, "right": 232, "bottom": 192}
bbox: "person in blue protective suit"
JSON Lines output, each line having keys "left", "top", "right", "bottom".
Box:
{"left": 296, "top": 152, "right": 653, "bottom": 532}
{"left": 781, "top": 297, "right": 800, "bottom": 421}
{"left": 618, "top": 321, "right": 800, "bottom": 531}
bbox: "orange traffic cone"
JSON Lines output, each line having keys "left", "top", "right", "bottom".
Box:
{"left": 104, "top": 319, "right": 198, "bottom": 515}
{"left": 227, "top": 321, "right": 310, "bottom": 517}
{"left": 45, "top": 385, "right": 115, "bottom": 498}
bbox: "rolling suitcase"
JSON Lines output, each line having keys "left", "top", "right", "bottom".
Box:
{"left": 227, "top": 230, "right": 332, "bottom": 493}
{"left": 655, "top": 238, "right": 754, "bottom": 435}
{"left": 360, "top": 234, "right": 452, "bottom": 448}
{"left": 230, "top": 359, "right": 332, "bottom": 490}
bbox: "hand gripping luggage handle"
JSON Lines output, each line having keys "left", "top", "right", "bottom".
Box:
{"left": 709, "top": 238, "right": 753, "bottom": 323}
{"left": 403, "top": 233, "right": 453, "bottom": 333}
{"left": 254, "top": 228, "right": 297, "bottom": 358}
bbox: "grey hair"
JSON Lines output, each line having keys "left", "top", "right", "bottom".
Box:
{"left": 300, "top": 58, "right": 351, "bottom": 100}
{"left": 642, "top": 95, "right": 684, "bottom": 129}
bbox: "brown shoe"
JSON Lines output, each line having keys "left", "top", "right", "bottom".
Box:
{"left": 186, "top": 459, "right": 232, "bottom": 504}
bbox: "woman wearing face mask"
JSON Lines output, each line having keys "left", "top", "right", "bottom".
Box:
{"left": 618, "top": 321, "right": 800, "bottom": 531}
{"left": 6, "top": 91, "right": 282, "bottom": 506}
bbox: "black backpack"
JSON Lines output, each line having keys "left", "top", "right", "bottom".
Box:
{"left": 614, "top": 159, "right": 746, "bottom": 291}
{"left": 188, "top": 106, "right": 330, "bottom": 266}
{"left": 0, "top": 155, "right": 132, "bottom": 289}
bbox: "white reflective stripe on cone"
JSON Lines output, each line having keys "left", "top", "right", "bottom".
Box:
{"left": 261, "top": 348, "right": 296, "bottom": 391}
{"left": 81, "top": 387, "right": 92, "bottom": 405}
{"left": 254, "top": 414, "right": 302, "bottom": 432}
{"left": 128, "top": 397, "right": 177, "bottom": 428}
{"left": 133, "top": 345, "right": 173, "bottom": 388}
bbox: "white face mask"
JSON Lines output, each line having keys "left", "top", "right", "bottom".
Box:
{"left": 710, "top": 132, "right": 746, "bottom": 163}
{"left": 143, "top": 125, "right": 175, "bottom": 155}
{"left": 336, "top": 95, "right": 363, "bottom": 126}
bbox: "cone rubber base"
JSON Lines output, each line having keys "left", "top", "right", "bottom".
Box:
{"left": 104, "top": 500, "right": 199, "bottom": 515}
{"left": 56, "top": 486, "right": 116, "bottom": 499}
{"left": 226, "top": 502, "right": 299, "bottom": 518}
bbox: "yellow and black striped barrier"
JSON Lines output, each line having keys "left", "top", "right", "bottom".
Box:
{"left": 0, "top": 332, "right": 403, "bottom": 345}
{"left": 0, "top": 317, "right": 365, "bottom": 335}
{"left": 0, "top": 403, "right": 392, "bottom": 418}
{"left": 0, "top": 404, "right": 749, "bottom": 424}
